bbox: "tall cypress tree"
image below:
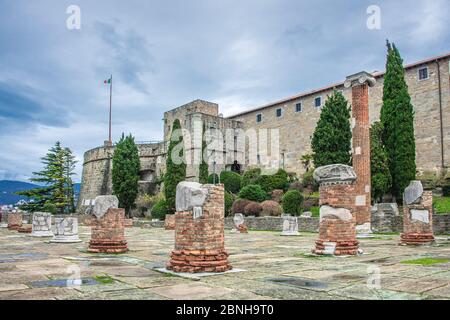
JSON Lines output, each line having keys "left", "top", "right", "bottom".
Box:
{"left": 199, "top": 123, "right": 209, "bottom": 184}
{"left": 164, "top": 119, "right": 186, "bottom": 214}
{"left": 380, "top": 41, "right": 416, "bottom": 199}
{"left": 311, "top": 91, "right": 352, "bottom": 168}
{"left": 63, "top": 147, "right": 77, "bottom": 213}
{"left": 112, "top": 133, "right": 140, "bottom": 216}
{"left": 370, "top": 122, "right": 392, "bottom": 203}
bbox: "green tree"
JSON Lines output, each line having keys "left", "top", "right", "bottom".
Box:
{"left": 164, "top": 119, "right": 187, "bottom": 214}
{"left": 16, "top": 142, "right": 76, "bottom": 214}
{"left": 380, "top": 41, "right": 416, "bottom": 199}
{"left": 199, "top": 123, "right": 209, "bottom": 184}
{"left": 311, "top": 91, "right": 352, "bottom": 168}
{"left": 370, "top": 122, "right": 392, "bottom": 202}
{"left": 112, "top": 134, "right": 140, "bottom": 216}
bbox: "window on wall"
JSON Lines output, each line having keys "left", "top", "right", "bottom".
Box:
{"left": 418, "top": 67, "right": 429, "bottom": 80}
{"left": 314, "top": 97, "right": 322, "bottom": 108}
{"left": 256, "top": 113, "right": 262, "bottom": 123}
{"left": 295, "top": 102, "right": 302, "bottom": 112}
{"left": 276, "top": 108, "right": 282, "bottom": 118}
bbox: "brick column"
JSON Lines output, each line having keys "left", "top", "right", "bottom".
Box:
{"left": 344, "top": 72, "right": 376, "bottom": 234}
{"left": 401, "top": 181, "right": 435, "bottom": 245}
{"left": 167, "top": 182, "right": 232, "bottom": 273}
{"left": 312, "top": 164, "right": 359, "bottom": 255}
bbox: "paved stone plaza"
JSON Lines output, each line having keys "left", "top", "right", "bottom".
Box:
{"left": 1, "top": 226, "right": 450, "bottom": 300}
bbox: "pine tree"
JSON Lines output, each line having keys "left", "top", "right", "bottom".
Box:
{"left": 63, "top": 147, "right": 77, "bottom": 213}
{"left": 370, "top": 122, "right": 392, "bottom": 203}
{"left": 16, "top": 142, "right": 75, "bottom": 214}
{"left": 311, "top": 91, "right": 352, "bottom": 168}
{"left": 112, "top": 133, "right": 140, "bottom": 217}
{"left": 164, "top": 119, "right": 186, "bottom": 214}
{"left": 380, "top": 41, "right": 416, "bottom": 199}
{"left": 199, "top": 123, "right": 209, "bottom": 184}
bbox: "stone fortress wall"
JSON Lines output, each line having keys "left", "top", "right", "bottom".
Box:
{"left": 78, "top": 53, "right": 450, "bottom": 212}
{"left": 228, "top": 54, "right": 450, "bottom": 179}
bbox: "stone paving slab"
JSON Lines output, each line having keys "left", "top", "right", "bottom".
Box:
{"left": 1, "top": 226, "right": 450, "bottom": 300}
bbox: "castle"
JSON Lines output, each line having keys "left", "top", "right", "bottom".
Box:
{"left": 77, "top": 52, "right": 450, "bottom": 213}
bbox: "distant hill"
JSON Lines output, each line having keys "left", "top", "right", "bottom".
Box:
{"left": 0, "top": 180, "right": 81, "bottom": 205}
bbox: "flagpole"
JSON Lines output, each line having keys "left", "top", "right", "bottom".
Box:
{"left": 109, "top": 74, "right": 112, "bottom": 144}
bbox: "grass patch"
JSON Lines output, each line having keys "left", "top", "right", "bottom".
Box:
{"left": 94, "top": 275, "right": 115, "bottom": 284}
{"left": 433, "top": 197, "right": 450, "bottom": 214}
{"left": 310, "top": 206, "right": 320, "bottom": 218}
{"left": 400, "top": 258, "right": 450, "bottom": 266}
{"left": 294, "top": 252, "right": 331, "bottom": 259}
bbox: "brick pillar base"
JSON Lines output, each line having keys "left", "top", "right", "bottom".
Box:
{"left": 88, "top": 208, "right": 128, "bottom": 253}
{"left": 167, "top": 249, "right": 232, "bottom": 273}
{"left": 18, "top": 225, "right": 32, "bottom": 233}
{"left": 7, "top": 213, "right": 23, "bottom": 230}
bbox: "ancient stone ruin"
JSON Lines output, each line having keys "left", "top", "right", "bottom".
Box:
{"left": 232, "top": 213, "right": 248, "bottom": 233}
{"left": 281, "top": 215, "right": 300, "bottom": 236}
{"left": 312, "top": 164, "right": 359, "bottom": 255}
{"left": 166, "top": 182, "right": 232, "bottom": 273}
{"left": 17, "top": 225, "right": 32, "bottom": 233}
{"left": 31, "top": 212, "right": 54, "bottom": 237}
{"left": 400, "top": 180, "right": 435, "bottom": 245}
{"left": 88, "top": 195, "right": 128, "bottom": 253}
{"left": 344, "top": 71, "right": 376, "bottom": 235}
{"left": 7, "top": 212, "right": 23, "bottom": 231}
{"left": 164, "top": 214, "right": 175, "bottom": 230}
{"left": 50, "top": 216, "right": 82, "bottom": 243}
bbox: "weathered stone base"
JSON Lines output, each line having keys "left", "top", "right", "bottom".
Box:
{"left": 7, "top": 224, "right": 22, "bottom": 231}
{"left": 167, "top": 249, "right": 232, "bottom": 273}
{"left": 164, "top": 214, "right": 175, "bottom": 230}
{"left": 32, "top": 230, "right": 54, "bottom": 237}
{"left": 17, "top": 225, "right": 32, "bottom": 233}
{"left": 88, "top": 240, "right": 128, "bottom": 253}
{"left": 50, "top": 235, "right": 82, "bottom": 243}
{"left": 312, "top": 239, "right": 359, "bottom": 256}
{"left": 124, "top": 219, "right": 133, "bottom": 228}
{"left": 400, "top": 233, "right": 435, "bottom": 245}
{"left": 7, "top": 213, "right": 23, "bottom": 230}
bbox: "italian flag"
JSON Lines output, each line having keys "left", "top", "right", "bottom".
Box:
{"left": 104, "top": 77, "right": 111, "bottom": 84}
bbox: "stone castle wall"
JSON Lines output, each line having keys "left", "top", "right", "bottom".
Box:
{"left": 77, "top": 142, "right": 165, "bottom": 213}
{"left": 228, "top": 56, "right": 450, "bottom": 178}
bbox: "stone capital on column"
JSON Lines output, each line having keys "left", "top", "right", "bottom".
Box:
{"left": 344, "top": 71, "right": 376, "bottom": 88}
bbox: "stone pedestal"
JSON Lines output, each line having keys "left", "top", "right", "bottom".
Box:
{"left": 401, "top": 181, "right": 435, "bottom": 245}
{"left": 7, "top": 213, "right": 23, "bottom": 230}
{"left": 50, "top": 216, "right": 82, "bottom": 243}
{"left": 88, "top": 208, "right": 128, "bottom": 253}
{"left": 312, "top": 165, "right": 359, "bottom": 255}
{"left": 232, "top": 213, "right": 248, "bottom": 233}
{"left": 31, "top": 212, "right": 54, "bottom": 237}
{"left": 167, "top": 182, "right": 232, "bottom": 273}
{"left": 281, "top": 215, "right": 300, "bottom": 236}
{"left": 345, "top": 72, "right": 376, "bottom": 234}
{"left": 0, "top": 212, "right": 8, "bottom": 228}
{"left": 164, "top": 214, "right": 175, "bottom": 230}
{"left": 18, "top": 225, "right": 32, "bottom": 233}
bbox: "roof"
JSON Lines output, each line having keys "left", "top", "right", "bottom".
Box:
{"left": 227, "top": 51, "right": 450, "bottom": 118}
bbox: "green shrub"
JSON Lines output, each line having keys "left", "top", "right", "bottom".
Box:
{"left": 255, "top": 172, "right": 288, "bottom": 193}
{"left": 220, "top": 171, "right": 242, "bottom": 194}
{"left": 241, "top": 168, "right": 261, "bottom": 187}
{"left": 238, "top": 184, "right": 267, "bottom": 202}
{"left": 151, "top": 199, "right": 169, "bottom": 220}
{"left": 282, "top": 190, "right": 304, "bottom": 216}
{"left": 208, "top": 173, "right": 219, "bottom": 184}
{"left": 232, "top": 198, "right": 252, "bottom": 214}
{"left": 302, "top": 171, "right": 318, "bottom": 191}
{"left": 260, "top": 200, "right": 283, "bottom": 217}
{"left": 224, "top": 191, "right": 234, "bottom": 216}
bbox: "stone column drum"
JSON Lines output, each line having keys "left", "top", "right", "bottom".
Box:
{"left": 344, "top": 71, "right": 376, "bottom": 234}
{"left": 312, "top": 165, "right": 359, "bottom": 255}
{"left": 50, "top": 216, "right": 82, "bottom": 243}
{"left": 401, "top": 181, "right": 435, "bottom": 245}
{"left": 0, "top": 211, "right": 9, "bottom": 228}
{"left": 7, "top": 212, "right": 23, "bottom": 230}
{"left": 167, "top": 182, "right": 232, "bottom": 273}
{"left": 88, "top": 195, "right": 128, "bottom": 253}
{"left": 31, "top": 212, "right": 54, "bottom": 237}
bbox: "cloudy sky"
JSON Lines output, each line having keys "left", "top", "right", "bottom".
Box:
{"left": 0, "top": 0, "right": 449, "bottom": 182}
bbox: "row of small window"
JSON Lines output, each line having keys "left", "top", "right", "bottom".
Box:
{"left": 256, "top": 97, "right": 322, "bottom": 123}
